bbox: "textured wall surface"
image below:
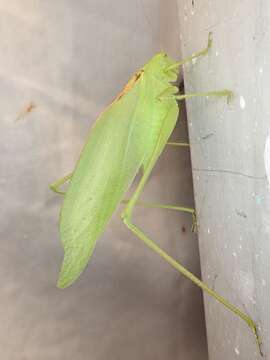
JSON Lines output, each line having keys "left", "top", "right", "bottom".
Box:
{"left": 0, "top": 1, "right": 208, "bottom": 359}
{"left": 177, "top": 1, "right": 270, "bottom": 359}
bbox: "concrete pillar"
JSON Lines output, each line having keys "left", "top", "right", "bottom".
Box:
{"left": 177, "top": 1, "right": 270, "bottom": 359}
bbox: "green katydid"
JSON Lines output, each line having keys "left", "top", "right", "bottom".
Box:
{"left": 51, "top": 33, "right": 261, "bottom": 353}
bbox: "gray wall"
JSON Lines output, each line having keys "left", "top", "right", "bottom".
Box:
{"left": 0, "top": 1, "right": 207, "bottom": 359}
{"left": 177, "top": 1, "right": 270, "bottom": 359}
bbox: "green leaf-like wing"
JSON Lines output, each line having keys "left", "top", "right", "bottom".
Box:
{"left": 58, "top": 53, "right": 179, "bottom": 288}
{"left": 58, "top": 80, "right": 147, "bottom": 288}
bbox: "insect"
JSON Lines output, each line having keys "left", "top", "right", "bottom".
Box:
{"left": 51, "top": 33, "right": 261, "bottom": 354}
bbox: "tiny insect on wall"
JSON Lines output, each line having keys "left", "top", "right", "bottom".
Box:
{"left": 50, "top": 32, "right": 262, "bottom": 355}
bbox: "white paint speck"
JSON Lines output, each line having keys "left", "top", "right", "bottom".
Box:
{"left": 239, "top": 96, "right": 246, "bottom": 109}
{"left": 237, "top": 271, "right": 255, "bottom": 299}
{"left": 215, "top": 50, "right": 219, "bottom": 56}
{"left": 259, "top": 67, "right": 263, "bottom": 74}
{"left": 239, "top": 244, "right": 242, "bottom": 250}
{"left": 232, "top": 251, "right": 237, "bottom": 258}
{"left": 191, "top": 9, "right": 194, "bottom": 15}
{"left": 207, "top": 228, "right": 211, "bottom": 234}
{"left": 235, "top": 347, "right": 240, "bottom": 355}
{"left": 256, "top": 195, "right": 262, "bottom": 205}
{"left": 262, "top": 279, "right": 266, "bottom": 286}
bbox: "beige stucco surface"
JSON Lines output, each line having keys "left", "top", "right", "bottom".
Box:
{"left": 0, "top": 2, "right": 207, "bottom": 359}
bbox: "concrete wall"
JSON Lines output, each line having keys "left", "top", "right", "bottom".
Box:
{"left": 0, "top": 1, "right": 207, "bottom": 359}
{"left": 177, "top": 1, "right": 270, "bottom": 359}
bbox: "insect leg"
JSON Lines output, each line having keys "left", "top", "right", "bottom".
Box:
{"left": 174, "top": 89, "right": 233, "bottom": 103}
{"left": 121, "top": 165, "right": 261, "bottom": 352}
{"left": 160, "top": 89, "right": 233, "bottom": 103}
{"left": 165, "top": 32, "right": 213, "bottom": 72}
{"left": 122, "top": 199, "right": 197, "bottom": 231}
{"left": 50, "top": 172, "right": 73, "bottom": 195}
{"left": 166, "top": 142, "right": 189, "bottom": 147}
